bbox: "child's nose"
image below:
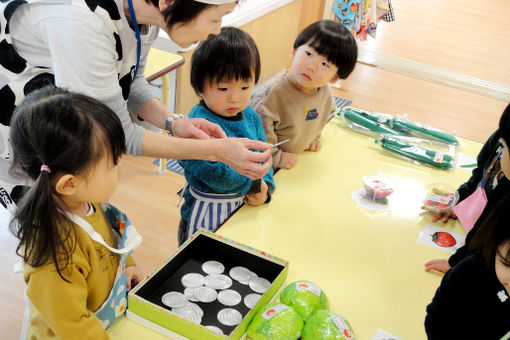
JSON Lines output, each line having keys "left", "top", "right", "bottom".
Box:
{"left": 228, "top": 94, "right": 238, "bottom": 103}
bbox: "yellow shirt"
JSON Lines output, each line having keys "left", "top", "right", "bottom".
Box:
{"left": 24, "top": 203, "right": 135, "bottom": 340}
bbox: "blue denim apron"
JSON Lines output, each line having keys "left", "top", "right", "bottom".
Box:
{"left": 187, "top": 186, "right": 244, "bottom": 239}
{"left": 66, "top": 203, "right": 142, "bottom": 328}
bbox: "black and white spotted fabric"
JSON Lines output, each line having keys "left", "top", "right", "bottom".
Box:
{"left": 0, "top": 0, "right": 157, "bottom": 211}
{"left": 381, "top": 0, "right": 395, "bottom": 22}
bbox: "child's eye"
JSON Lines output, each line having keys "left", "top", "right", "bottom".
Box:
{"left": 242, "top": 86, "right": 250, "bottom": 90}
{"left": 305, "top": 50, "right": 312, "bottom": 57}
{"left": 497, "top": 250, "right": 510, "bottom": 267}
{"left": 501, "top": 256, "right": 510, "bottom": 267}
{"left": 217, "top": 88, "right": 228, "bottom": 91}
{"left": 321, "top": 62, "right": 330, "bottom": 68}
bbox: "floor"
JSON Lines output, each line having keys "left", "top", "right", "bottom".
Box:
{"left": 1, "top": 0, "right": 509, "bottom": 338}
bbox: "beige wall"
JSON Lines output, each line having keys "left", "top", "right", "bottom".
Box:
{"left": 175, "top": 0, "right": 326, "bottom": 114}
{"left": 300, "top": 0, "right": 325, "bottom": 31}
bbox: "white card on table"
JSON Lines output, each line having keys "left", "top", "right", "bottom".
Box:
{"left": 372, "top": 329, "right": 402, "bottom": 340}
{"left": 417, "top": 224, "right": 465, "bottom": 253}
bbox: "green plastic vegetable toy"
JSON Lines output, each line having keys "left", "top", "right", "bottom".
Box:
{"left": 341, "top": 107, "right": 387, "bottom": 123}
{"left": 302, "top": 310, "right": 355, "bottom": 340}
{"left": 341, "top": 108, "right": 405, "bottom": 136}
{"left": 246, "top": 302, "right": 303, "bottom": 340}
{"left": 339, "top": 106, "right": 459, "bottom": 145}
{"left": 375, "top": 135, "right": 454, "bottom": 169}
{"left": 279, "top": 281, "right": 329, "bottom": 321}
{"left": 389, "top": 118, "right": 459, "bottom": 145}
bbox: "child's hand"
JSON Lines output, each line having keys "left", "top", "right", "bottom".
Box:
{"left": 282, "top": 152, "right": 297, "bottom": 169}
{"left": 424, "top": 259, "right": 451, "bottom": 273}
{"left": 422, "top": 207, "right": 457, "bottom": 223}
{"left": 306, "top": 140, "right": 322, "bottom": 152}
{"left": 245, "top": 181, "right": 268, "bottom": 206}
{"left": 432, "top": 210, "right": 457, "bottom": 223}
{"left": 125, "top": 265, "right": 144, "bottom": 291}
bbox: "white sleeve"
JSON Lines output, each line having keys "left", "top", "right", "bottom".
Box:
{"left": 20, "top": 7, "right": 145, "bottom": 155}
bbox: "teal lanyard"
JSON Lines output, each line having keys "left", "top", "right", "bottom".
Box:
{"left": 127, "top": 0, "right": 141, "bottom": 83}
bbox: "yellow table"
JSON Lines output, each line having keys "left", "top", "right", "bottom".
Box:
{"left": 144, "top": 48, "right": 185, "bottom": 174}
{"left": 109, "top": 119, "right": 482, "bottom": 339}
{"left": 217, "top": 119, "right": 481, "bottom": 340}
{"left": 145, "top": 48, "right": 185, "bottom": 83}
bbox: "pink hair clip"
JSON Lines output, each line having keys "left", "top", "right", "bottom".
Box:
{"left": 40, "top": 164, "right": 51, "bottom": 173}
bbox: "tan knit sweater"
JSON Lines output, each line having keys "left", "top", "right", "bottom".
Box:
{"left": 251, "top": 71, "right": 336, "bottom": 168}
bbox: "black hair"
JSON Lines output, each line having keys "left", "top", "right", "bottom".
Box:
{"left": 470, "top": 192, "right": 510, "bottom": 270}
{"left": 293, "top": 20, "right": 358, "bottom": 79}
{"left": 9, "top": 86, "right": 126, "bottom": 280}
{"left": 498, "top": 103, "right": 510, "bottom": 145}
{"left": 160, "top": 0, "right": 212, "bottom": 29}
{"left": 190, "top": 26, "right": 261, "bottom": 95}
{"left": 144, "top": 0, "right": 238, "bottom": 30}
{"left": 469, "top": 103, "right": 510, "bottom": 269}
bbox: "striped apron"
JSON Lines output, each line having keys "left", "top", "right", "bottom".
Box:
{"left": 187, "top": 186, "right": 244, "bottom": 239}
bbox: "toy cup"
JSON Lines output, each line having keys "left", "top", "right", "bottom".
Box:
{"left": 363, "top": 175, "right": 394, "bottom": 201}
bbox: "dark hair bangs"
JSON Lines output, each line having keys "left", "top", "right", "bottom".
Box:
{"left": 498, "top": 103, "right": 510, "bottom": 146}
{"left": 307, "top": 31, "right": 342, "bottom": 66}
{"left": 191, "top": 27, "right": 260, "bottom": 95}
{"left": 294, "top": 20, "right": 358, "bottom": 79}
{"left": 212, "top": 50, "right": 259, "bottom": 85}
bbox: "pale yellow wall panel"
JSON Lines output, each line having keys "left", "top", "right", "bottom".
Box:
{"left": 299, "top": 0, "right": 324, "bottom": 30}
{"left": 175, "top": 50, "right": 196, "bottom": 115}
{"left": 249, "top": 0, "right": 302, "bottom": 84}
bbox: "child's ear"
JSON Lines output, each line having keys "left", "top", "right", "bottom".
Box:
{"left": 329, "top": 75, "right": 339, "bottom": 84}
{"left": 290, "top": 48, "right": 297, "bottom": 59}
{"left": 159, "top": 0, "right": 173, "bottom": 11}
{"left": 55, "top": 174, "right": 78, "bottom": 196}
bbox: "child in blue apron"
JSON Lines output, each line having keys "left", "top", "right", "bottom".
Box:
{"left": 425, "top": 103, "right": 510, "bottom": 273}
{"left": 9, "top": 87, "right": 143, "bottom": 339}
{"left": 177, "top": 27, "right": 276, "bottom": 245}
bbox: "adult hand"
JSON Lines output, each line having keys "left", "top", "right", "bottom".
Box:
{"left": 305, "top": 139, "right": 322, "bottom": 152}
{"left": 282, "top": 152, "right": 297, "bottom": 169}
{"left": 172, "top": 117, "right": 227, "bottom": 139}
{"left": 245, "top": 180, "right": 268, "bottom": 206}
{"left": 215, "top": 138, "right": 272, "bottom": 180}
{"left": 424, "top": 259, "right": 451, "bottom": 273}
{"left": 125, "top": 265, "right": 144, "bottom": 291}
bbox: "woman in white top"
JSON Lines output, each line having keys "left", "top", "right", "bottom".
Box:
{"left": 0, "top": 0, "right": 272, "bottom": 210}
